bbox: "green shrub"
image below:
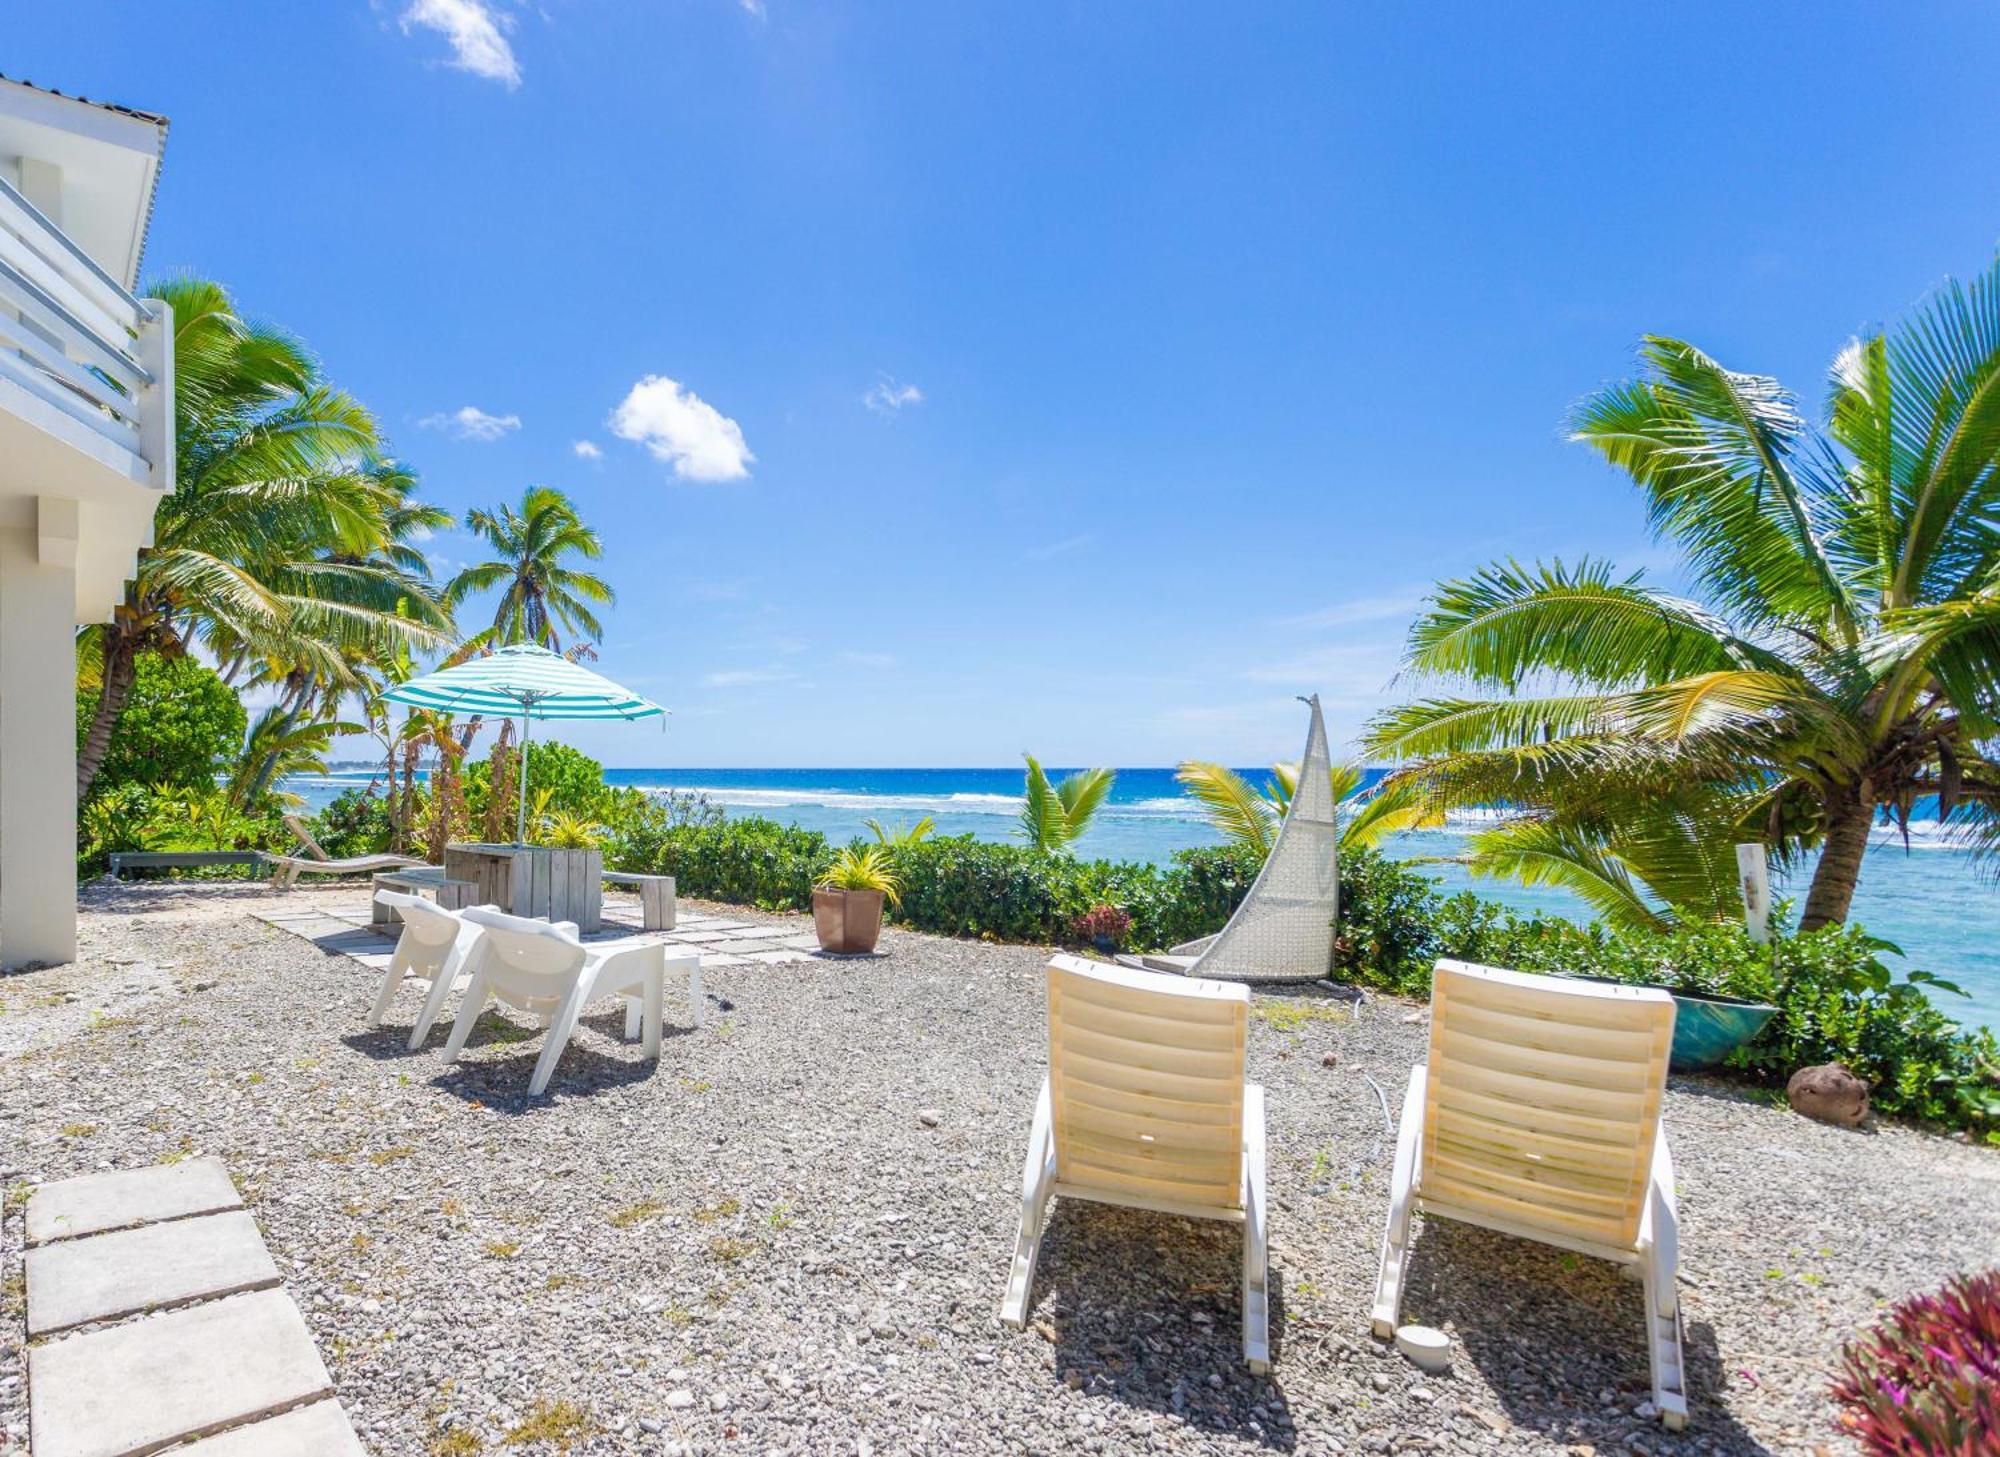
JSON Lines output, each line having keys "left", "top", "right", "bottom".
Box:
{"left": 594, "top": 796, "right": 1997, "bottom": 1135}
{"left": 79, "top": 655, "right": 246, "bottom": 796}
{"left": 465, "top": 739, "right": 606, "bottom": 820}
{"left": 311, "top": 788, "right": 394, "bottom": 858}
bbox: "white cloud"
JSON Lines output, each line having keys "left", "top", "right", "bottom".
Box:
{"left": 738, "top": 0, "right": 767, "bottom": 16}
{"left": 571, "top": 439, "right": 603, "bottom": 460}
{"left": 610, "top": 375, "right": 754, "bottom": 482}
{"left": 864, "top": 375, "right": 924, "bottom": 416}
{"left": 838, "top": 650, "right": 896, "bottom": 669}
{"left": 704, "top": 667, "right": 793, "bottom": 687}
{"left": 400, "top": 0, "right": 521, "bottom": 88}
{"left": 1025, "top": 533, "right": 1094, "bottom": 562}
{"left": 1274, "top": 591, "right": 1424, "bottom": 631}
{"left": 418, "top": 405, "right": 522, "bottom": 441}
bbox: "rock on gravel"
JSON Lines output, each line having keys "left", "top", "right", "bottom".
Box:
{"left": 0, "top": 880, "right": 1994, "bottom": 1456}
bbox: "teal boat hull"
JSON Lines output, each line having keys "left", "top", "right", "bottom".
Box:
{"left": 1666, "top": 991, "right": 1777, "bottom": 1071}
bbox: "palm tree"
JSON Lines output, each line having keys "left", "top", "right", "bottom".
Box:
{"left": 866, "top": 815, "right": 936, "bottom": 848}
{"left": 445, "top": 485, "right": 614, "bottom": 650}
{"left": 76, "top": 278, "right": 451, "bottom": 804}
{"left": 1176, "top": 760, "right": 1434, "bottom": 856}
{"left": 1018, "top": 755, "right": 1116, "bottom": 853}
{"left": 1365, "top": 260, "right": 2000, "bottom": 932}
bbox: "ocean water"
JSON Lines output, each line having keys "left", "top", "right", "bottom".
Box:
{"left": 286, "top": 764, "right": 2000, "bottom": 1031}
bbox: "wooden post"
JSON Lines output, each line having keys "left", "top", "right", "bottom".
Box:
{"left": 1735, "top": 843, "right": 1771, "bottom": 944}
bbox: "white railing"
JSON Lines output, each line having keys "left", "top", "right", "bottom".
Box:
{"left": 0, "top": 172, "right": 170, "bottom": 489}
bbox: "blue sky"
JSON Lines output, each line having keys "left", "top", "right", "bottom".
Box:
{"left": 16, "top": 3, "right": 2000, "bottom": 766}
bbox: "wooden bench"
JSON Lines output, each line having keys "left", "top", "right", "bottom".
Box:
{"left": 369, "top": 867, "right": 479, "bottom": 926}
{"left": 108, "top": 851, "right": 264, "bottom": 879}
{"left": 603, "top": 871, "right": 677, "bottom": 931}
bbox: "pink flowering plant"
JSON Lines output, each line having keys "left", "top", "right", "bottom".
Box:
{"left": 1830, "top": 1268, "right": 2000, "bottom": 1455}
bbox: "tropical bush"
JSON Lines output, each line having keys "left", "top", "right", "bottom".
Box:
{"left": 311, "top": 788, "right": 395, "bottom": 859}
{"left": 466, "top": 739, "right": 606, "bottom": 821}
{"left": 590, "top": 797, "right": 1997, "bottom": 1134}
{"left": 77, "top": 655, "right": 246, "bottom": 798}
{"left": 1832, "top": 1268, "right": 2000, "bottom": 1453}
{"left": 1069, "top": 904, "right": 1133, "bottom": 948}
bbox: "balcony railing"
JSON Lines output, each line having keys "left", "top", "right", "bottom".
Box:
{"left": 0, "top": 171, "right": 170, "bottom": 490}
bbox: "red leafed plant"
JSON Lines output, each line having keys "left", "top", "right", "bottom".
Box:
{"left": 1831, "top": 1268, "right": 2000, "bottom": 1455}
{"left": 1069, "top": 904, "right": 1133, "bottom": 949}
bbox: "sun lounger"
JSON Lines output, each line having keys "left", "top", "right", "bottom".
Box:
{"left": 441, "top": 907, "right": 699, "bottom": 1095}
{"left": 265, "top": 815, "right": 424, "bottom": 888}
{"left": 1372, "top": 959, "right": 1687, "bottom": 1429}
{"left": 1001, "top": 953, "right": 1270, "bottom": 1371}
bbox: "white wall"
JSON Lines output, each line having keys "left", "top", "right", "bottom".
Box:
{"left": 0, "top": 514, "right": 79, "bottom": 969}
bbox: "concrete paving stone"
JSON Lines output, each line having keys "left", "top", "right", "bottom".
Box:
{"left": 26, "top": 1157, "right": 241, "bottom": 1246}
{"left": 702, "top": 953, "right": 749, "bottom": 967}
{"left": 744, "top": 950, "right": 811, "bottom": 964}
{"left": 171, "top": 1400, "right": 365, "bottom": 1457}
{"left": 26, "top": 1209, "right": 280, "bottom": 1337}
{"left": 29, "top": 1289, "right": 333, "bottom": 1457}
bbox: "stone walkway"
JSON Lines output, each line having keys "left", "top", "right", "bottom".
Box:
{"left": 24, "top": 1159, "right": 363, "bottom": 1457}
{"left": 249, "top": 894, "right": 825, "bottom": 976}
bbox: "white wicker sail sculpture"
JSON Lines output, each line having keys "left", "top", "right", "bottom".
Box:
{"left": 1140, "top": 695, "right": 1340, "bottom": 984}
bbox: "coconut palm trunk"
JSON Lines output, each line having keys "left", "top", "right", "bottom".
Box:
{"left": 1800, "top": 791, "right": 1878, "bottom": 932}
{"left": 76, "top": 631, "right": 140, "bottom": 803}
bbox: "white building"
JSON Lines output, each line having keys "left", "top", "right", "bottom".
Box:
{"left": 0, "top": 76, "right": 173, "bottom": 969}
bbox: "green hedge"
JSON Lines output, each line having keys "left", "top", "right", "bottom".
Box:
{"left": 601, "top": 808, "right": 1997, "bottom": 1135}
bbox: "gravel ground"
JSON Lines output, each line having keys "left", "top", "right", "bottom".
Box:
{"left": 3, "top": 882, "right": 1997, "bottom": 1457}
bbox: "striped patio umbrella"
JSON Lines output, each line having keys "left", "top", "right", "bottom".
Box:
{"left": 379, "top": 642, "right": 667, "bottom": 844}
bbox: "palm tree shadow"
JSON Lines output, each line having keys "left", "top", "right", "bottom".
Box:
{"left": 1022, "top": 1202, "right": 1296, "bottom": 1449}
{"left": 1397, "top": 1220, "right": 1765, "bottom": 1452}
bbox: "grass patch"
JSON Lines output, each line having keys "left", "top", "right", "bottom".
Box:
{"left": 709, "top": 1236, "right": 755, "bottom": 1264}
{"left": 430, "top": 1430, "right": 482, "bottom": 1457}
{"left": 483, "top": 1240, "right": 522, "bottom": 1260}
{"left": 58, "top": 1123, "right": 98, "bottom": 1139}
{"left": 691, "top": 1196, "right": 740, "bottom": 1223}
{"left": 1252, "top": 1001, "right": 1349, "bottom": 1034}
{"left": 369, "top": 1145, "right": 417, "bottom": 1166}
{"left": 502, "top": 1400, "right": 594, "bottom": 1450}
{"left": 475, "top": 1012, "right": 537, "bottom": 1046}
{"left": 440, "top": 1196, "right": 466, "bottom": 1218}
{"left": 608, "top": 1197, "right": 669, "bottom": 1230}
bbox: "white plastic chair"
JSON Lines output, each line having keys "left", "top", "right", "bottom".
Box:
{"left": 1001, "top": 953, "right": 1270, "bottom": 1371}
{"left": 1373, "top": 959, "right": 1687, "bottom": 1429}
{"left": 369, "top": 891, "right": 520, "bottom": 1051}
{"left": 443, "top": 907, "right": 683, "bottom": 1095}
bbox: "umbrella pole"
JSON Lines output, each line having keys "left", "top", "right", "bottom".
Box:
{"left": 516, "top": 713, "right": 532, "bottom": 845}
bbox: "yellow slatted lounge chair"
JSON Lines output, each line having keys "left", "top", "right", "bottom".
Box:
{"left": 1001, "top": 953, "right": 1270, "bottom": 1371}
{"left": 1372, "top": 959, "right": 1688, "bottom": 1429}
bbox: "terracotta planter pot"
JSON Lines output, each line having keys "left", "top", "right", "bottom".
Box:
{"left": 813, "top": 887, "right": 885, "bottom": 954}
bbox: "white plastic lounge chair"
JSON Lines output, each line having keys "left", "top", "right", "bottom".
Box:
{"left": 265, "top": 814, "right": 424, "bottom": 888}
{"left": 1001, "top": 953, "right": 1270, "bottom": 1371}
{"left": 367, "top": 890, "right": 512, "bottom": 1051}
{"left": 442, "top": 907, "right": 699, "bottom": 1095}
{"left": 1127, "top": 695, "right": 1338, "bottom": 984}
{"left": 1372, "top": 959, "right": 1687, "bottom": 1430}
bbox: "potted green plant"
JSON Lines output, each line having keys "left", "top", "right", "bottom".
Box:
{"left": 813, "top": 845, "right": 902, "bottom": 954}
{"left": 1070, "top": 904, "right": 1132, "bottom": 955}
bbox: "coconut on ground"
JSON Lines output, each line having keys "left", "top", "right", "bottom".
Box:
{"left": 1, "top": 880, "right": 1995, "bottom": 1455}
